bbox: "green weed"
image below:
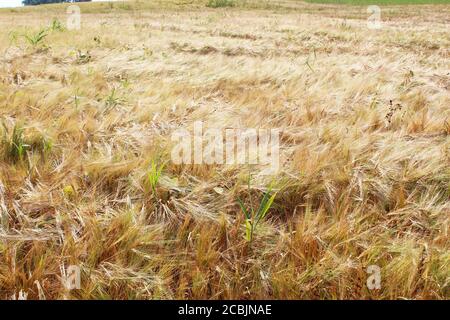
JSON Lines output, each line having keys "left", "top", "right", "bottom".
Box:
{"left": 23, "top": 29, "right": 47, "bottom": 47}
{"left": 238, "top": 177, "right": 278, "bottom": 242}
{"left": 148, "top": 160, "right": 165, "bottom": 195}
{"left": 2, "top": 123, "right": 29, "bottom": 163}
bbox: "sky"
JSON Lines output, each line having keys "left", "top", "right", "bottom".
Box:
{"left": 0, "top": 0, "right": 23, "bottom": 8}
{"left": 0, "top": 0, "right": 109, "bottom": 8}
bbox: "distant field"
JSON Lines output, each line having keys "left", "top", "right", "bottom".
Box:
{"left": 306, "top": 0, "right": 450, "bottom": 4}
{"left": 1, "top": 0, "right": 450, "bottom": 14}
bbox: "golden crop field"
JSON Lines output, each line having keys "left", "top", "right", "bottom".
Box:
{"left": 0, "top": 0, "right": 449, "bottom": 300}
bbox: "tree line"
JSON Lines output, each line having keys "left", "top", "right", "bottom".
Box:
{"left": 23, "top": 0, "right": 91, "bottom": 5}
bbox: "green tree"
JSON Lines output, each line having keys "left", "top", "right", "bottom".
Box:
{"left": 23, "top": 0, "right": 63, "bottom": 5}
{"left": 23, "top": 0, "right": 91, "bottom": 5}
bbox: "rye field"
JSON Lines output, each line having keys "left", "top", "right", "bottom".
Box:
{"left": 0, "top": 0, "right": 449, "bottom": 299}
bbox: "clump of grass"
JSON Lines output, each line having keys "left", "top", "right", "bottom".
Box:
{"left": 237, "top": 178, "right": 278, "bottom": 242}
{"left": 104, "top": 88, "right": 123, "bottom": 109}
{"left": 41, "top": 136, "right": 53, "bottom": 160}
{"left": 2, "top": 123, "right": 29, "bottom": 163}
{"left": 206, "top": 0, "right": 235, "bottom": 8}
{"left": 1, "top": 122, "right": 53, "bottom": 164}
{"left": 8, "top": 30, "right": 20, "bottom": 45}
{"left": 50, "top": 18, "right": 65, "bottom": 32}
{"left": 23, "top": 29, "right": 47, "bottom": 47}
{"left": 148, "top": 160, "right": 165, "bottom": 195}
